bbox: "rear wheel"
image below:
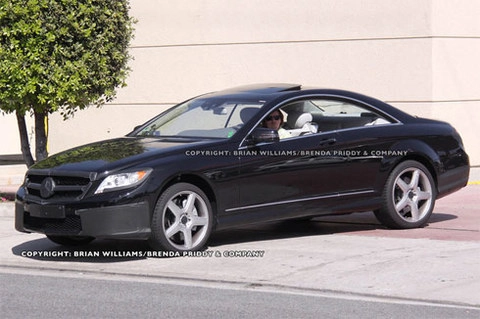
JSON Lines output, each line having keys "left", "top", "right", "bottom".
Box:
{"left": 374, "top": 160, "right": 436, "bottom": 229}
{"left": 46, "top": 235, "right": 94, "bottom": 246}
{"left": 149, "top": 183, "right": 213, "bottom": 252}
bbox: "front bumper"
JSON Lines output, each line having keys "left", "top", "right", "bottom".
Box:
{"left": 15, "top": 200, "right": 152, "bottom": 239}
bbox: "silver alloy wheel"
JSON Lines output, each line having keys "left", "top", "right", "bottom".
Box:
{"left": 162, "top": 190, "right": 210, "bottom": 251}
{"left": 392, "top": 167, "right": 433, "bottom": 222}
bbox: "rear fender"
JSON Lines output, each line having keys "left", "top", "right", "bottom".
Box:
{"left": 378, "top": 139, "right": 441, "bottom": 191}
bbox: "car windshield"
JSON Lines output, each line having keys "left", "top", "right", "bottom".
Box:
{"left": 134, "top": 97, "right": 264, "bottom": 138}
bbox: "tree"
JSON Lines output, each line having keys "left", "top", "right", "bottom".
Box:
{"left": 0, "top": 0, "right": 135, "bottom": 167}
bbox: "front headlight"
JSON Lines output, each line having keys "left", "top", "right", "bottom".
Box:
{"left": 94, "top": 169, "right": 152, "bottom": 194}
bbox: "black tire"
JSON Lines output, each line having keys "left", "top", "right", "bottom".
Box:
{"left": 374, "top": 160, "right": 436, "bottom": 229}
{"left": 148, "top": 183, "right": 213, "bottom": 252}
{"left": 46, "top": 235, "right": 94, "bottom": 246}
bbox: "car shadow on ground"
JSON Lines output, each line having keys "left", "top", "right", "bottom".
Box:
{"left": 208, "top": 211, "right": 459, "bottom": 246}
{"left": 11, "top": 211, "right": 458, "bottom": 262}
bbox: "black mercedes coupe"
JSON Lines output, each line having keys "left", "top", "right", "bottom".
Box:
{"left": 15, "top": 84, "right": 470, "bottom": 252}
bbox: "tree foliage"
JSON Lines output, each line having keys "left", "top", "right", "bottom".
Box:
{"left": 0, "top": 0, "right": 135, "bottom": 166}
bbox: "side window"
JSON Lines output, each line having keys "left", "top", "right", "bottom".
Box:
{"left": 226, "top": 103, "right": 263, "bottom": 127}
{"left": 281, "top": 99, "right": 393, "bottom": 134}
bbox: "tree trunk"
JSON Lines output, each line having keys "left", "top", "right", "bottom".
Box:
{"left": 34, "top": 110, "right": 49, "bottom": 162}
{"left": 15, "top": 111, "right": 35, "bottom": 167}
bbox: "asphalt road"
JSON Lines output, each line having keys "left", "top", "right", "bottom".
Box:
{"left": 1, "top": 269, "right": 479, "bottom": 319}
{"left": 0, "top": 185, "right": 479, "bottom": 317}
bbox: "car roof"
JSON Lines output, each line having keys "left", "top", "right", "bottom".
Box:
{"left": 202, "top": 84, "right": 415, "bottom": 123}
{"left": 220, "top": 83, "right": 302, "bottom": 94}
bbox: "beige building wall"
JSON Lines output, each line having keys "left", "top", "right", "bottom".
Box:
{"left": 1, "top": 114, "right": 22, "bottom": 155}
{"left": 1, "top": 0, "right": 479, "bottom": 165}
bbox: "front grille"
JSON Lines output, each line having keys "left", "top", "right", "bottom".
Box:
{"left": 24, "top": 212, "right": 82, "bottom": 235}
{"left": 25, "top": 171, "right": 93, "bottom": 201}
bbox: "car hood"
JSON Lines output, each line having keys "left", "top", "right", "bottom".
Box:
{"left": 30, "top": 137, "right": 218, "bottom": 173}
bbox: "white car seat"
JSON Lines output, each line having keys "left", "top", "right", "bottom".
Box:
{"left": 286, "top": 112, "right": 318, "bottom": 137}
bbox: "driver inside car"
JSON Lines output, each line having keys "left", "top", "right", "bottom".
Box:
{"left": 262, "top": 110, "right": 292, "bottom": 139}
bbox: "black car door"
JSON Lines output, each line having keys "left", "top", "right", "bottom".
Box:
{"left": 227, "top": 131, "right": 345, "bottom": 222}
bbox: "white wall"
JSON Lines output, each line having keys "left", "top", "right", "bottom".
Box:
{"left": 1, "top": 113, "right": 22, "bottom": 155}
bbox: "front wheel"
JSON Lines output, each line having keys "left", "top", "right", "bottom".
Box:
{"left": 374, "top": 160, "right": 436, "bottom": 229}
{"left": 149, "top": 183, "right": 213, "bottom": 252}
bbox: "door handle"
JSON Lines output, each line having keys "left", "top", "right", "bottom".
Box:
{"left": 318, "top": 138, "right": 336, "bottom": 146}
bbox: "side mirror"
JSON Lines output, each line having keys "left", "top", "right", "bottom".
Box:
{"left": 248, "top": 127, "right": 279, "bottom": 145}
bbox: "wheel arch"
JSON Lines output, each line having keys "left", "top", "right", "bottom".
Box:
{"left": 382, "top": 139, "right": 441, "bottom": 193}
{"left": 395, "top": 154, "right": 438, "bottom": 189}
{"left": 159, "top": 173, "right": 218, "bottom": 217}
